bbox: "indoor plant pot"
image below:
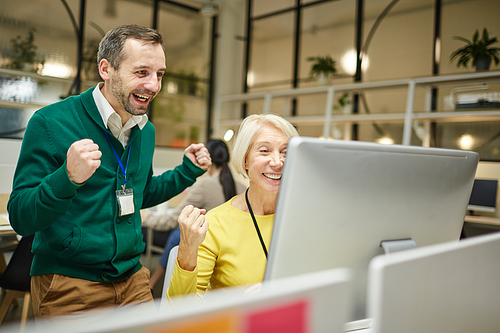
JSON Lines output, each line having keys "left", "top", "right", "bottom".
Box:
{"left": 450, "top": 28, "right": 500, "bottom": 71}
{"left": 8, "top": 28, "right": 41, "bottom": 72}
{"left": 307, "top": 55, "right": 337, "bottom": 85}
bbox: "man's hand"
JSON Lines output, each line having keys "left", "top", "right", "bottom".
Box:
{"left": 177, "top": 205, "right": 208, "bottom": 271}
{"left": 66, "top": 139, "right": 102, "bottom": 184}
{"left": 184, "top": 143, "right": 212, "bottom": 171}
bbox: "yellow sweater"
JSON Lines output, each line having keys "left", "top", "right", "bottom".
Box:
{"left": 167, "top": 198, "right": 274, "bottom": 298}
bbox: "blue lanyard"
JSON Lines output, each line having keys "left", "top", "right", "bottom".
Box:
{"left": 103, "top": 130, "right": 132, "bottom": 189}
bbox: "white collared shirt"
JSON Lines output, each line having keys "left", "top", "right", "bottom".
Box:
{"left": 92, "top": 83, "right": 148, "bottom": 147}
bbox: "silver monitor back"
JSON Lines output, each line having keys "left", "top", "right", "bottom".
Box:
{"left": 264, "top": 137, "right": 479, "bottom": 321}
{"left": 367, "top": 232, "right": 500, "bottom": 333}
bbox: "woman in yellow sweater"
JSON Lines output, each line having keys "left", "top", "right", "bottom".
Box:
{"left": 167, "top": 114, "right": 299, "bottom": 298}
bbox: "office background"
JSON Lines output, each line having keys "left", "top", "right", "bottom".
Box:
{"left": 1, "top": 0, "right": 499, "bottom": 212}
{"left": 0, "top": 1, "right": 500, "bottom": 329}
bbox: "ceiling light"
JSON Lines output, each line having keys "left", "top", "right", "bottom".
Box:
{"left": 200, "top": 1, "right": 218, "bottom": 17}
{"left": 341, "top": 49, "right": 369, "bottom": 76}
{"left": 224, "top": 129, "right": 234, "bottom": 142}
{"left": 459, "top": 134, "right": 474, "bottom": 150}
{"left": 377, "top": 136, "right": 394, "bottom": 145}
{"left": 167, "top": 81, "right": 178, "bottom": 94}
{"left": 247, "top": 71, "right": 254, "bottom": 88}
{"left": 40, "top": 63, "right": 73, "bottom": 78}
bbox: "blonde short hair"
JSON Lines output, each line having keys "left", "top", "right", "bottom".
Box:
{"left": 232, "top": 114, "right": 299, "bottom": 178}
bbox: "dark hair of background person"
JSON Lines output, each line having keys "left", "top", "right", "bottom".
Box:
{"left": 206, "top": 139, "right": 237, "bottom": 201}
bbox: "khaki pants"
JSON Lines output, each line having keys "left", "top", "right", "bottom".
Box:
{"left": 31, "top": 266, "right": 154, "bottom": 320}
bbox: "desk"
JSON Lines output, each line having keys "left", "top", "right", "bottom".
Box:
{"left": 0, "top": 215, "right": 15, "bottom": 236}
{"left": 464, "top": 215, "right": 500, "bottom": 227}
{"left": 463, "top": 215, "right": 500, "bottom": 239}
{"left": 0, "top": 214, "right": 17, "bottom": 273}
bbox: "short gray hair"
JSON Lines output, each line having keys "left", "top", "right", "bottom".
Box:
{"left": 97, "top": 24, "right": 164, "bottom": 69}
{"left": 232, "top": 114, "right": 299, "bottom": 178}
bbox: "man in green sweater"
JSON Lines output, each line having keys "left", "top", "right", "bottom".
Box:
{"left": 7, "top": 24, "right": 211, "bottom": 319}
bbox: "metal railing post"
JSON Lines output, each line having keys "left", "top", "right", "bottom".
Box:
{"left": 402, "top": 80, "right": 416, "bottom": 145}
{"left": 263, "top": 93, "right": 272, "bottom": 114}
{"left": 323, "top": 87, "right": 335, "bottom": 138}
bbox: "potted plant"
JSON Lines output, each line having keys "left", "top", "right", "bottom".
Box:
{"left": 450, "top": 28, "right": 500, "bottom": 71}
{"left": 8, "top": 28, "right": 42, "bottom": 72}
{"left": 333, "top": 92, "right": 351, "bottom": 113}
{"left": 307, "top": 55, "right": 337, "bottom": 85}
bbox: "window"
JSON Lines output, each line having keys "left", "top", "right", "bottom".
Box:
{"left": 0, "top": 0, "right": 215, "bottom": 148}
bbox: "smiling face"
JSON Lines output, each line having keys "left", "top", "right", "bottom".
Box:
{"left": 245, "top": 124, "right": 290, "bottom": 197}
{"left": 100, "top": 38, "right": 166, "bottom": 122}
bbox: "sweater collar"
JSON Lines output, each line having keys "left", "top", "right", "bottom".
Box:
{"left": 92, "top": 83, "right": 148, "bottom": 131}
{"left": 79, "top": 85, "right": 149, "bottom": 133}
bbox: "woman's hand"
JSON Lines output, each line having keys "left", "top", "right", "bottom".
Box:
{"left": 176, "top": 205, "right": 208, "bottom": 271}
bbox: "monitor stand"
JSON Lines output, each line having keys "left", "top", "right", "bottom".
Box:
{"left": 345, "top": 238, "right": 418, "bottom": 332}
{"left": 380, "top": 238, "right": 417, "bottom": 254}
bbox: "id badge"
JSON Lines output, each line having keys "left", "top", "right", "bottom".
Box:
{"left": 116, "top": 188, "right": 134, "bottom": 216}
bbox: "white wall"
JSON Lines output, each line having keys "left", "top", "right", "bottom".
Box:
{"left": 152, "top": 147, "right": 186, "bottom": 171}
{"left": 0, "top": 139, "right": 22, "bottom": 194}
{"left": 0, "top": 139, "right": 22, "bottom": 212}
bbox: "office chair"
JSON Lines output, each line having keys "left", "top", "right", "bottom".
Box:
{"left": 160, "top": 245, "right": 179, "bottom": 310}
{"left": 0, "top": 235, "right": 19, "bottom": 273}
{"left": 142, "top": 226, "right": 171, "bottom": 268}
{"left": 0, "top": 234, "right": 34, "bottom": 328}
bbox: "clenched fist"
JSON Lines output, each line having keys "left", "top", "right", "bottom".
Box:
{"left": 66, "top": 139, "right": 102, "bottom": 184}
{"left": 184, "top": 143, "right": 212, "bottom": 171}
{"left": 177, "top": 205, "right": 209, "bottom": 271}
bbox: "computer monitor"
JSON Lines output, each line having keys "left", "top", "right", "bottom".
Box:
{"left": 12, "top": 268, "right": 352, "bottom": 333}
{"left": 264, "top": 137, "right": 479, "bottom": 321}
{"left": 467, "top": 179, "right": 498, "bottom": 213}
{"left": 367, "top": 232, "right": 500, "bottom": 333}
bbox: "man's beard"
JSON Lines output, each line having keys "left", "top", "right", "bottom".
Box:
{"left": 110, "top": 75, "right": 154, "bottom": 116}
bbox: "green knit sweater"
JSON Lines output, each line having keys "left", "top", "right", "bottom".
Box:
{"left": 8, "top": 87, "right": 205, "bottom": 282}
